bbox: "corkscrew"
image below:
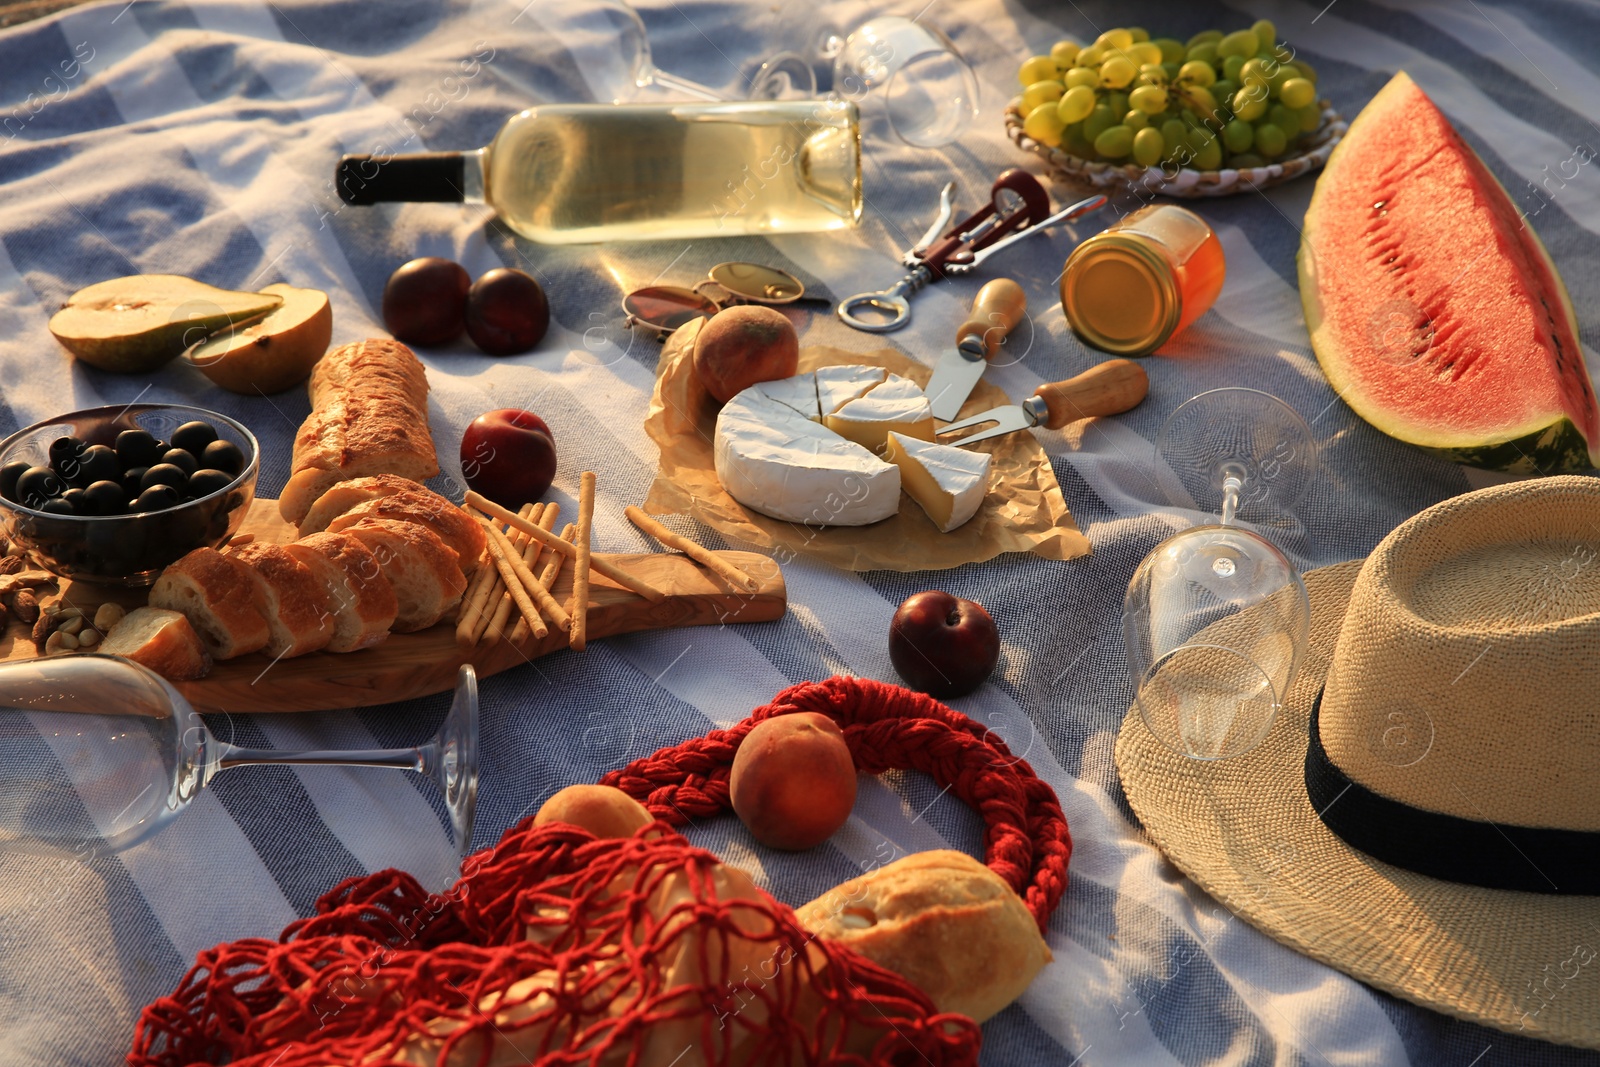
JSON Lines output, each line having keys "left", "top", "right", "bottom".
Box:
{"left": 836, "top": 170, "right": 1107, "bottom": 333}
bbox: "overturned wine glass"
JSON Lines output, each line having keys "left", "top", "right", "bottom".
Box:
{"left": 0, "top": 655, "right": 477, "bottom": 860}
{"left": 1123, "top": 389, "right": 1314, "bottom": 760}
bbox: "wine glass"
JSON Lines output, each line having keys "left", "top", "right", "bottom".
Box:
{"left": 825, "top": 16, "right": 980, "bottom": 147}
{"left": 0, "top": 655, "right": 478, "bottom": 860}
{"left": 1123, "top": 389, "right": 1314, "bottom": 760}
{"left": 512, "top": 0, "right": 815, "bottom": 103}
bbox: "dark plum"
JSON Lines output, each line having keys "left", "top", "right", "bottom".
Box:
{"left": 201, "top": 439, "right": 244, "bottom": 475}
{"left": 465, "top": 268, "right": 549, "bottom": 356}
{"left": 383, "top": 257, "right": 471, "bottom": 346}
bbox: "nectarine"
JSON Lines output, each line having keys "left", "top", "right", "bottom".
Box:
{"left": 730, "top": 712, "right": 857, "bottom": 850}
{"left": 534, "top": 784, "right": 653, "bottom": 839}
{"left": 692, "top": 305, "right": 799, "bottom": 403}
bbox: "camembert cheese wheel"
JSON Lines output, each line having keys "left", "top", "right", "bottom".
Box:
{"left": 714, "top": 366, "right": 944, "bottom": 527}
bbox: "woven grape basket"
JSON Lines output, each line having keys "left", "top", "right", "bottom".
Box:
{"left": 1005, "top": 96, "right": 1347, "bottom": 197}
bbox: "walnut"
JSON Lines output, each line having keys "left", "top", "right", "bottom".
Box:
{"left": 12, "top": 589, "right": 39, "bottom": 624}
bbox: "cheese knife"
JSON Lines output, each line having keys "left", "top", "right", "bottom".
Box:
{"left": 936, "top": 358, "right": 1150, "bottom": 447}
{"left": 925, "top": 279, "right": 1028, "bottom": 422}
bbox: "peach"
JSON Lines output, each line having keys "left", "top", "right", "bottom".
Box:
{"left": 692, "top": 305, "right": 799, "bottom": 403}
{"left": 534, "top": 784, "right": 653, "bottom": 839}
{"left": 730, "top": 712, "right": 857, "bottom": 850}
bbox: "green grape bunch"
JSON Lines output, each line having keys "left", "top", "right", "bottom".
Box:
{"left": 1016, "top": 22, "right": 1322, "bottom": 172}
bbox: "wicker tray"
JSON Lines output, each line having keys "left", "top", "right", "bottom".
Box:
{"left": 1004, "top": 96, "right": 1346, "bottom": 197}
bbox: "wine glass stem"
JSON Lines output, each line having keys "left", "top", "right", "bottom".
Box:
{"left": 1221, "top": 475, "right": 1244, "bottom": 527}
{"left": 212, "top": 742, "right": 429, "bottom": 775}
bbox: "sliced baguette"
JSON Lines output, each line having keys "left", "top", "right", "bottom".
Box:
{"left": 227, "top": 542, "right": 335, "bottom": 658}
{"left": 283, "top": 532, "right": 398, "bottom": 653}
{"left": 100, "top": 607, "right": 212, "bottom": 681}
{"left": 149, "top": 547, "right": 271, "bottom": 660}
{"left": 327, "top": 489, "right": 486, "bottom": 574}
{"left": 338, "top": 518, "right": 466, "bottom": 632}
{"left": 296, "top": 474, "right": 422, "bottom": 537}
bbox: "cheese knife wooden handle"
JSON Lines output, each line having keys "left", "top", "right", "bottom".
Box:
{"left": 1034, "top": 359, "right": 1149, "bottom": 428}
{"left": 954, "top": 279, "right": 1027, "bottom": 359}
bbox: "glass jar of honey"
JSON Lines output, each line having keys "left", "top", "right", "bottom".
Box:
{"left": 1059, "top": 204, "right": 1226, "bottom": 356}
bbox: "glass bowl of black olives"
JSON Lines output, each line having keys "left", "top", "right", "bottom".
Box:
{"left": 0, "top": 404, "right": 258, "bottom": 585}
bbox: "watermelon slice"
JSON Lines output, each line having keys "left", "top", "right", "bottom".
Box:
{"left": 1300, "top": 71, "right": 1598, "bottom": 473}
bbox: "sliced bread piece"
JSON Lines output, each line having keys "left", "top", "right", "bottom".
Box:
{"left": 227, "top": 542, "right": 335, "bottom": 658}
{"left": 100, "top": 607, "right": 212, "bottom": 681}
{"left": 326, "top": 488, "right": 486, "bottom": 573}
{"left": 149, "top": 547, "right": 271, "bottom": 660}
{"left": 283, "top": 532, "right": 398, "bottom": 653}
{"left": 296, "top": 473, "right": 422, "bottom": 537}
{"left": 338, "top": 518, "right": 466, "bottom": 632}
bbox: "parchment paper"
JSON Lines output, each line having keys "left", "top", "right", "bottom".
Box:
{"left": 642, "top": 319, "right": 1090, "bottom": 572}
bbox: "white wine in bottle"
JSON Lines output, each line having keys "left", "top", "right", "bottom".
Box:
{"left": 337, "top": 100, "right": 862, "bottom": 244}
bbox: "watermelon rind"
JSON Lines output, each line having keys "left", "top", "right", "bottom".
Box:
{"left": 1299, "top": 71, "right": 1599, "bottom": 475}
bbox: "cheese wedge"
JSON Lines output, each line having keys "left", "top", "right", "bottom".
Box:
{"left": 815, "top": 364, "right": 886, "bottom": 416}
{"left": 714, "top": 387, "right": 901, "bottom": 526}
{"left": 824, "top": 374, "right": 936, "bottom": 454}
{"left": 755, "top": 372, "right": 820, "bottom": 420}
{"left": 885, "top": 432, "right": 992, "bottom": 533}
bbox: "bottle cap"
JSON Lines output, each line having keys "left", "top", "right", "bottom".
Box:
{"left": 1059, "top": 233, "right": 1181, "bottom": 357}
{"left": 335, "top": 153, "right": 466, "bottom": 205}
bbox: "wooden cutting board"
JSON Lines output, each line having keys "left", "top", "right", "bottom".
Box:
{"left": 1, "top": 499, "right": 786, "bottom": 713}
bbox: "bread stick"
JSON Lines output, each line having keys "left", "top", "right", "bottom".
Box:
{"left": 454, "top": 553, "right": 501, "bottom": 646}
{"left": 624, "top": 505, "right": 759, "bottom": 592}
{"left": 465, "top": 491, "right": 666, "bottom": 603}
{"left": 474, "top": 517, "right": 572, "bottom": 634}
{"left": 514, "top": 522, "right": 575, "bottom": 644}
{"left": 480, "top": 521, "right": 548, "bottom": 641}
{"left": 569, "top": 472, "right": 595, "bottom": 652}
{"left": 479, "top": 504, "right": 542, "bottom": 645}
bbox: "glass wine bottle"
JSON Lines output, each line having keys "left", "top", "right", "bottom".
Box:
{"left": 337, "top": 100, "right": 862, "bottom": 244}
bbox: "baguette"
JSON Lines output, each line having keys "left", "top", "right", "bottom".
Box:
{"left": 283, "top": 532, "right": 398, "bottom": 653}
{"left": 227, "top": 542, "right": 335, "bottom": 659}
{"left": 339, "top": 518, "right": 466, "bottom": 632}
{"left": 148, "top": 547, "right": 271, "bottom": 660}
{"left": 296, "top": 474, "right": 421, "bottom": 536}
{"left": 327, "top": 488, "right": 486, "bottom": 574}
{"left": 99, "top": 607, "right": 212, "bottom": 681}
{"left": 280, "top": 339, "right": 438, "bottom": 525}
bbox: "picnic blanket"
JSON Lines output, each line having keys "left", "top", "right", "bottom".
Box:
{"left": 0, "top": 0, "right": 1596, "bottom": 1064}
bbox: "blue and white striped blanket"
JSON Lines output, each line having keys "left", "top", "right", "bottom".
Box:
{"left": 0, "top": 0, "right": 1596, "bottom": 1064}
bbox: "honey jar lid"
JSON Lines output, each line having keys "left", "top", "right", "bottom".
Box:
{"left": 1059, "top": 234, "right": 1181, "bottom": 357}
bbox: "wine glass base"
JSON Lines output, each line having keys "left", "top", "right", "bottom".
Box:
{"left": 1154, "top": 388, "right": 1316, "bottom": 525}
{"left": 436, "top": 666, "right": 479, "bottom": 858}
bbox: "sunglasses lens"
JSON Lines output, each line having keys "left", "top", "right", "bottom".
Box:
{"left": 623, "top": 287, "right": 720, "bottom": 334}
{"left": 708, "top": 263, "right": 804, "bottom": 304}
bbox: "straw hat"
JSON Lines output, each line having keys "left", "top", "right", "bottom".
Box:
{"left": 1116, "top": 476, "right": 1600, "bottom": 1049}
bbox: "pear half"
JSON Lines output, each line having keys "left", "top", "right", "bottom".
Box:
{"left": 187, "top": 284, "right": 333, "bottom": 394}
{"left": 49, "top": 275, "right": 285, "bottom": 374}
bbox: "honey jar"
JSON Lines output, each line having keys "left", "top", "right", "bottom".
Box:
{"left": 1059, "top": 204, "right": 1226, "bottom": 356}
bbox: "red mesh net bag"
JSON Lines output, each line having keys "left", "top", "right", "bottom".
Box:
{"left": 130, "top": 677, "right": 1071, "bottom": 1066}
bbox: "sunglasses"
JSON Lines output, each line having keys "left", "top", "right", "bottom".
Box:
{"left": 623, "top": 262, "right": 829, "bottom": 341}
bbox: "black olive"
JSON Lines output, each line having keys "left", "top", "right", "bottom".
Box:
{"left": 132, "top": 484, "right": 182, "bottom": 513}
{"left": 170, "top": 420, "right": 218, "bottom": 457}
{"left": 47, "top": 435, "right": 85, "bottom": 471}
{"left": 187, "top": 468, "right": 234, "bottom": 500}
{"left": 61, "top": 487, "right": 90, "bottom": 513}
{"left": 200, "top": 439, "right": 244, "bottom": 476}
{"left": 115, "top": 429, "right": 162, "bottom": 470}
{"left": 0, "top": 460, "right": 29, "bottom": 501}
{"left": 140, "top": 463, "right": 189, "bottom": 493}
{"left": 121, "top": 466, "right": 149, "bottom": 496}
{"left": 84, "top": 480, "right": 126, "bottom": 516}
{"left": 160, "top": 448, "right": 198, "bottom": 476}
{"left": 40, "top": 496, "right": 76, "bottom": 516}
{"left": 69, "top": 444, "right": 120, "bottom": 487}
{"left": 15, "top": 466, "right": 65, "bottom": 508}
